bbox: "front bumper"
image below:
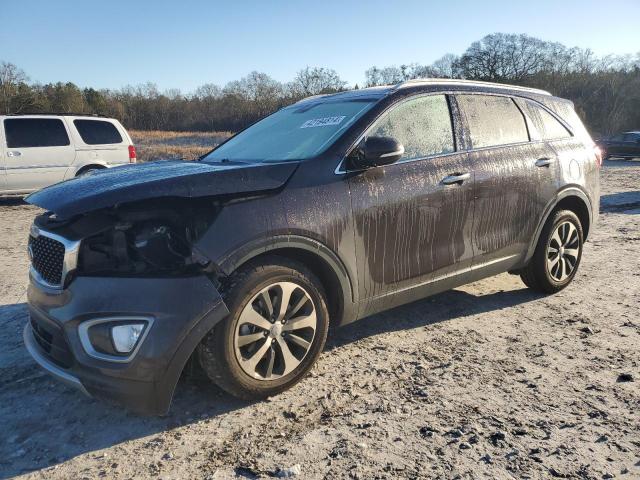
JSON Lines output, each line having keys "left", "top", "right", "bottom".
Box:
{"left": 25, "top": 274, "right": 229, "bottom": 415}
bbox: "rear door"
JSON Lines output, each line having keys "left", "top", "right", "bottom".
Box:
{"left": 69, "top": 118, "right": 130, "bottom": 169}
{"left": 3, "top": 117, "right": 75, "bottom": 192}
{"left": 457, "top": 94, "right": 552, "bottom": 270}
{"left": 347, "top": 94, "right": 475, "bottom": 305}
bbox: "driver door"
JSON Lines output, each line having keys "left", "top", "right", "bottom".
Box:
{"left": 347, "top": 94, "right": 474, "bottom": 315}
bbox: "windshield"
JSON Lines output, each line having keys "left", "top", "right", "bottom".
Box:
{"left": 201, "top": 99, "right": 377, "bottom": 163}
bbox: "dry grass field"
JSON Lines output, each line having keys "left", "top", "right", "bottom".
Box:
{"left": 130, "top": 130, "right": 233, "bottom": 162}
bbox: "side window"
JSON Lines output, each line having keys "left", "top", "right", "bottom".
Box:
{"left": 457, "top": 95, "right": 529, "bottom": 149}
{"left": 74, "top": 119, "right": 123, "bottom": 145}
{"left": 520, "top": 100, "right": 572, "bottom": 141}
{"left": 623, "top": 133, "right": 638, "bottom": 142}
{"left": 4, "top": 118, "right": 70, "bottom": 148}
{"left": 367, "top": 94, "right": 455, "bottom": 161}
{"left": 610, "top": 134, "right": 625, "bottom": 142}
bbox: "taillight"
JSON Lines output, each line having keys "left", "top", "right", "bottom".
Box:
{"left": 128, "top": 145, "right": 137, "bottom": 163}
{"left": 593, "top": 145, "right": 603, "bottom": 168}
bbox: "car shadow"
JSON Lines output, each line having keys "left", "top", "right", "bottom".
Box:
{"left": 328, "top": 285, "right": 543, "bottom": 349}
{"left": 0, "top": 196, "right": 28, "bottom": 207}
{"left": 1, "top": 284, "right": 542, "bottom": 477}
{"left": 600, "top": 190, "right": 640, "bottom": 215}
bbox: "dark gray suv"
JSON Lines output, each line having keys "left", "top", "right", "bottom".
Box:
{"left": 24, "top": 79, "right": 600, "bottom": 415}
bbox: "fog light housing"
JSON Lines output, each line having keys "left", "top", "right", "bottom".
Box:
{"left": 78, "top": 317, "right": 153, "bottom": 362}
{"left": 111, "top": 323, "right": 145, "bottom": 353}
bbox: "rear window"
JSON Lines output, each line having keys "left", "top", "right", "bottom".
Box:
{"left": 457, "top": 95, "right": 529, "bottom": 149}
{"left": 74, "top": 119, "right": 123, "bottom": 145}
{"left": 519, "top": 100, "right": 572, "bottom": 141}
{"left": 4, "top": 118, "right": 70, "bottom": 148}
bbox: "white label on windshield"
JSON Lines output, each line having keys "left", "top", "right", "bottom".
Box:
{"left": 300, "top": 116, "right": 346, "bottom": 128}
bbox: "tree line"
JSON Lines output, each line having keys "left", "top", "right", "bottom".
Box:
{"left": 1, "top": 33, "right": 639, "bottom": 136}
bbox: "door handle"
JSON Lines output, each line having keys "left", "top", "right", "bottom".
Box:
{"left": 7, "top": 151, "right": 22, "bottom": 157}
{"left": 442, "top": 172, "right": 471, "bottom": 185}
{"left": 535, "top": 157, "right": 555, "bottom": 167}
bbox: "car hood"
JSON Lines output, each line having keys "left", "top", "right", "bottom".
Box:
{"left": 25, "top": 160, "right": 299, "bottom": 218}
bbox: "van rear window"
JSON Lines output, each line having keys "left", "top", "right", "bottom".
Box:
{"left": 4, "top": 118, "right": 70, "bottom": 148}
{"left": 74, "top": 120, "right": 123, "bottom": 145}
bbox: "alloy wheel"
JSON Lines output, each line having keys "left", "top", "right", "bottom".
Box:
{"left": 546, "top": 221, "right": 580, "bottom": 282}
{"left": 234, "top": 281, "right": 317, "bottom": 380}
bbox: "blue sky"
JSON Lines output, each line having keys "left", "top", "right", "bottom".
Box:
{"left": 3, "top": 0, "right": 639, "bottom": 92}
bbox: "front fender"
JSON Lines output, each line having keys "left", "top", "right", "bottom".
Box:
{"left": 215, "top": 234, "right": 357, "bottom": 325}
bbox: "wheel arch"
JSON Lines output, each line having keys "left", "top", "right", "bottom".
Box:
{"left": 216, "top": 236, "right": 357, "bottom": 327}
{"left": 75, "top": 163, "right": 107, "bottom": 176}
{"left": 525, "top": 187, "right": 593, "bottom": 263}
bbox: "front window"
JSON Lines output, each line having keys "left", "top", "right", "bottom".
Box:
{"left": 366, "top": 94, "right": 455, "bottom": 161}
{"left": 201, "top": 99, "right": 377, "bottom": 163}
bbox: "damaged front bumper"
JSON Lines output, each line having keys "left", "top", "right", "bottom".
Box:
{"left": 25, "top": 274, "right": 229, "bottom": 415}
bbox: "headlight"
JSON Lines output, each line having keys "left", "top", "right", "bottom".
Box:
{"left": 111, "top": 323, "right": 145, "bottom": 353}
{"left": 78, "top": 317, "right": 153, "bottom": 362}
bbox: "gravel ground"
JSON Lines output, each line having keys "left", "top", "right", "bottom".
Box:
{"left": 0, "top": 161, "right": 638, "bottom": 480}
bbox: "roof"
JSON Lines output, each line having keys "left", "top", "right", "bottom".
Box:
{"left": 2, "top": 113, "right": 108, "bottom": 118}
{"left": 394, "top": 78, "right": 552, "bottom": 96}
{"left": 293, "top": 78, "right": 552, "bottom": 107}
{"left": 292, "top": 86, "right": 393, "bottom": 106}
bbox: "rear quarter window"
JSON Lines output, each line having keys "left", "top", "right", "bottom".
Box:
{"left": 543, "top": 100, "right": 591, "bottom": 141}
{"left": 74, "top": 119, "right": 123, "bottom": 145}
{"left": 457, "top": 94, "right": 529, "bottom": 149}
{"left": 519, "top": 99, "right": 572, "bottom": 141}
{"left": 4, "top": 118, "right": 70, "bottom": 148}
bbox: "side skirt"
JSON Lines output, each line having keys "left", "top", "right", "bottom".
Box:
{"left": 349, "top": 254, "right": 522, "bottom": 323}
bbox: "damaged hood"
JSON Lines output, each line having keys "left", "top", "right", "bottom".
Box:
{"left": 26, "top": 160, "right": 299, "bottom": 218}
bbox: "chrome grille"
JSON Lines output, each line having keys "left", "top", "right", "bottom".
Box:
{"left": 29, "top": 234, "right": 65, "bottom": 285}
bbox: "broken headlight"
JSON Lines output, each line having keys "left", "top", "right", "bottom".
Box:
{"left": 79, "top": 220, "right": 207, "bottom": 276}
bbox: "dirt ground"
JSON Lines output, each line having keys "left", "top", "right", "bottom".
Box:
{"left": 0, "top": 161, "right": 638, "bottom": 480}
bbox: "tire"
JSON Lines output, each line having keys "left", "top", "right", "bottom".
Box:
{"left": 198, "top": 256, "right": 330, "bottom": 400}
{"left": 520, "top": 210, "right": 584, "bottom": 294}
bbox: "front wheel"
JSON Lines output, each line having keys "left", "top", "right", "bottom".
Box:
{"left": 198, "top": 257, "right": 329, "bottom": 400}
{"left": 520, "top": 210, "right": 584, "bottom": 293}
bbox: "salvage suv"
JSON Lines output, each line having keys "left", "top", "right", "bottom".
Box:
{"left": 24, "top": 79, "right": 600, "bottom": 415}
{"left": 0, "top": 114, "right": 136, "bottom": 194}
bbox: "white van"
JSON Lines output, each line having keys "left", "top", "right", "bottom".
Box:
{"left": 0, "top": 114, "right": 136, "bottom": 194}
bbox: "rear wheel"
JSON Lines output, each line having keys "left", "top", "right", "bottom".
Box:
{"left": 520, "top": 210, "right": 584, "bottom": 293}
{"left": 76, "top": 167, "right": 100, "bottom": 177}
{"left": 198, "top": 257, "right": 329, "bottom": 400}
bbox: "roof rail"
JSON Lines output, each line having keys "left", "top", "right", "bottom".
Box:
{"left": 394, "top": 78, "right": 552, "bottom": 96}
{"left": 3, "top": 112, "right": 109, "bottom": 117}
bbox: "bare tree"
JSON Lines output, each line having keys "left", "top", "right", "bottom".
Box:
{"left": 290, "top": 67, "right": 347, "bottom": 96}
{"left": 0, "top": 62, "right": 32, "bottom": 113}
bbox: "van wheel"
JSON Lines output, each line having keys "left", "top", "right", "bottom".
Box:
{"left": 76, "top": 167, "right": 99, "bottom": 177}
{"left": 198, "top": 257, "right": 329, "bottom": 400}
{"left": 520, "top": 210, "right": 584, "bottom": 293}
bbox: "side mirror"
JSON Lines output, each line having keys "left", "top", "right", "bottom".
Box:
{"left": 348, "top": 136, "right": 404, "bottom": 170}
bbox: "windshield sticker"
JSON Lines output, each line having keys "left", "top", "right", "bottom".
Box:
{"left": 300, "top": 116, "right": 346, "bottom": 129}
